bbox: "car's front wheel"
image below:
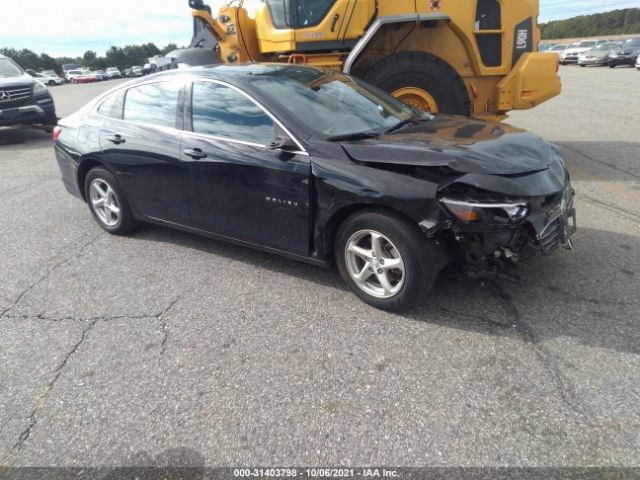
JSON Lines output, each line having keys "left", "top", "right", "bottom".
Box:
{"left": 335, "top": 210, "right": 441, "bottom": 311}
{"left": 84, "top": 167, "right": 137, "bottom": 235}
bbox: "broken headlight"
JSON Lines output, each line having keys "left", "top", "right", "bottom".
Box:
{"left": 440, "top": 197, "right": 528, "bottom": 223}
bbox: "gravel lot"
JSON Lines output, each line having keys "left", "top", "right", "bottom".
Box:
{"left": 1, "top": 66, "right": 639, "bottom": 468}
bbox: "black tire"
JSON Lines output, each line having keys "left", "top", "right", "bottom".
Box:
{"left": 609, "top": 63, "right": 616, "bottom": 68}
{"left": 363, "top": 51, "right": 471, "bottom": 115}
{"left": 84, "top": 167, "right": 137, "bottom": 235}
{"left": 580, "top": 64, "right": 586, "bottom": 67}
{"left": 335, "top": 209, "right": 442, "bottom": 311}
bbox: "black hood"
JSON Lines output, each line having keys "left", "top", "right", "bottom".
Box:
{"left": 340, "top": 115, "right": 554, "bottom": 175}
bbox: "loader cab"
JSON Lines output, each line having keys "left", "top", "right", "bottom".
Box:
{"left": 258, "top": 0, "right": 374, "bottom": 53}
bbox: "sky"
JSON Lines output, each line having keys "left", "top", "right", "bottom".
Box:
{"left": 1, "top": 0, "right": 638, "bottom": 57}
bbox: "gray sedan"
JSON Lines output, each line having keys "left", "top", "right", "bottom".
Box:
{"left": 578, "top": 42, "right": 621, "bottom": 67}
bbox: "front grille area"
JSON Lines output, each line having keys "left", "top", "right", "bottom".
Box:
{"left": 0, "top": 86, "right": 32, "bottom": 108}
{"left": 539, "top": 219, "right": 562, "bottom": 254}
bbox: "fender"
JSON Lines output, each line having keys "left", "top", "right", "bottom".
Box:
{"left": 342, "top": 12, "right": 451, "bottom": 74}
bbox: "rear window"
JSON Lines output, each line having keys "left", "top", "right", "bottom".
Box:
{"left": 124, "top": 81, "right": 181, "bottom": 128}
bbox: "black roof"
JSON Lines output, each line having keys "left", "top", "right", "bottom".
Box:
{"left": 140, "top": 63, "right": 330, "bottom": 86}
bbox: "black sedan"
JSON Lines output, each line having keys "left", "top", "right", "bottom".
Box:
{"left": 54, "top": 65, "right": 576, "bottom": 311}
{"left": 609, "top": 37, "right": 640, "bottom": 67}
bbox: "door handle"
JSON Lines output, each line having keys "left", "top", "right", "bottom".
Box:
{"left": 331, "top": 13, "right": 340, "bottom": 32}
{"left": 183, "top": 148, "right": 207, "bottom": 160}
{"left": 107, "top": 134, "right": 125, "bottom": 145}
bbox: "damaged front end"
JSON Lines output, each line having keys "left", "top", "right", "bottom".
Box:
{"left": 424, "top": 160, "right": 577, "bottom": 281}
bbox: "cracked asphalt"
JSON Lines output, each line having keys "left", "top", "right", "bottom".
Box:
{"left": 0, "top": 66, "right": 639, "bottom": 468}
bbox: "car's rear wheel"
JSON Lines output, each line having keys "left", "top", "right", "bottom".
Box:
{"left": 335, "top": 210, "right": 440, "bottom": 311}
{"left": 84, "top": 167, "right": 137, "bottom": 235}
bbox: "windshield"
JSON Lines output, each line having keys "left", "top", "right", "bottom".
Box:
{"left": 594, "top": 43, "right": 613, "bottom": 51}
{"left": 0, "top": 58, "right": 24, "bottom": 77}
{"left": 577, "top": 41, "right": 596, "bottom": 48}
{"left": 249, "top": 67, "right": 420, "bottom": 140}
{"left": 624, "top": 38, "right": 640, "bottom": 47}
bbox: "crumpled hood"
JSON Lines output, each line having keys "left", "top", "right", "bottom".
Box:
{"left": 341, "top": 115, "right": 553, "bottom": 175}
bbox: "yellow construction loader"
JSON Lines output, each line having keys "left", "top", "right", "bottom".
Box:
{"left": 188, "top": 0, "right": 560, "bottom": 119}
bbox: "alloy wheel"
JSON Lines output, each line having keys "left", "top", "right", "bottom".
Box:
{"left": 344, "top": 229, "right": 405, "bottom": 299}
{"left": 89, "top": 178, "right": 120, "bottom": 227}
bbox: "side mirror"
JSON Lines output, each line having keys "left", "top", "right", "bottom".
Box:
{"left": 268, "top": 135, "right": 297, "bottom": 151}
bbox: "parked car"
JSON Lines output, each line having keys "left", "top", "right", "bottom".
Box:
{"left": 36, "top": 71, "right": 63, "bottom": 86}
{"left": 122, "top": 68, "right": 134, "bottom": 78}
{"left": 65, "top": 69, "right": 85, "bottom": 83}
{"left": 608, "top": 38, "right": 640, "bottom": 68}
{"left": 94, "top": 70, "right": 110, "bottom": 81}
{"left": 142, "top": 63, "right": 156, "bottom": 75}
{"left": 0, "top": 53, "right": 57, "bottom": 131}
{"left": 549, "top": 45, "right": 568, "bottom": 53}
{"left": 53, "top": 65, "right": 577, "bottom": 311}
{"left": 578, "top": 42, "right": 621, "bottom": 67}
{"left": 106, "top": 67, "right": 122, "bottom": 79}
{"left": 26, "top": 69, "right": 63, "bottom": 85}
{"left": 560, "top": 39, "right": 607, "bottom": 65}
{"left": 67, "top": 70, "right": 99, "bottom": 84}
{"left": 131, "top": 66, "right": 144, "bottom": 77}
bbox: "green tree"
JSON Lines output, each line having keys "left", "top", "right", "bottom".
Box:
{"left": 82, "top": 50, "right": 98, "bottom": 68}
{"left": 541, "top": 8, "right": 640, "bottom": 39}
{"left": 105, "top": 46, "right": 128, "bottom": 70}
{"left": 161, "top": 43, "right": 179, "bottom": 55}
{"left": 39, "top": 53, "right": 61, "bottom": 74}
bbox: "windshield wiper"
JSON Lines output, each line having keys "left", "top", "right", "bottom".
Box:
{"left": 326, "top": 131, "right": 381, "bottom": 142}
{"left": 384, "top": 113, "right": 434, "bottom": 134}
{"left": 385, "top": 119, "right": 415, "bottom": 134}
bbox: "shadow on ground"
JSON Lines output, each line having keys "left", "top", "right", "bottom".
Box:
{"left": 0, "top": 128, "right": 51, "bottom": 148}
{"left": 130, "top": 218, "right": 639, "bottom": 356}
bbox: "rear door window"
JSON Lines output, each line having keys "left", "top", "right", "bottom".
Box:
{"left": 124, "top": 81, "right": 181, "bottom": 129}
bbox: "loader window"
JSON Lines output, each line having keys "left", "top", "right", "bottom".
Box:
{"left": 475, "top": 0, "right": 501, "bottom": 30}
{"left": 266, "top": 0, "right": 336, "bottom": 29}
{"left": 294, "top": 0, "right": 336, "bottom": 28}
{"left": 266, "top": 0, "right": 291, "bottom": 29}
{"left": 475, "top": 0, "right": 502, "bottom": 67}
{"left": 191, "top": 81, "right": 275, "bottom": 145}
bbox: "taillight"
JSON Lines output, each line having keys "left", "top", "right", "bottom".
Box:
{"left": 52, "top": 126, "right": 62, "bottom": 142}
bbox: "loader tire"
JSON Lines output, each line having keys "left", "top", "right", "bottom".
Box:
{"left": 363, "top": 52, "right": 471, "bottom": 115}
